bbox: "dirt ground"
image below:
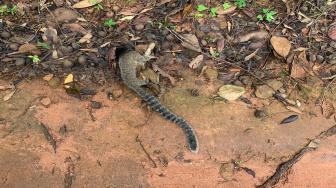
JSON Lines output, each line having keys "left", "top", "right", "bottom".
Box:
{"left": 0, "top": 70, "right": 335, "bottom": 188}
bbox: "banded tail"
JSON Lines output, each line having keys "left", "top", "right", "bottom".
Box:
{"left": 131, "top": 85, "right": 199, "bottom": 153}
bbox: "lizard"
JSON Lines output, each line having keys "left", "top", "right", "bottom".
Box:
{"left": 117, "top": 50, "right": 199, "bottom": 153}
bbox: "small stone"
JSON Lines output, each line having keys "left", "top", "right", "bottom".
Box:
{"left": 316, "top": 55, "right": 324, "bottom": 63}
{"left": 308, "top": 53, "right": 316, "bottom": 62}
{"left": 166, "top": 34, "right": 175, "bottom": 41}
{"left": 135, "top": 23, "right": 145, "bottom": 31}
{"left": 0, "top": 31, "right": 11, "bottom": 39}
{"left": 300, "top": 6, "right": 308, "bottom": 12}
{"left": 91, "top": 101, "right": 102, "bottom": 109}
{"left": 255, "top": 80, "right": 283, "bottom": 99}
{"left": 201, "top": 39, "right": 207, "bottom": 46}
{"left": 98, "top": 30, "right": 107, "bottom": 37}
{"left": 53, "top": 0, "right": 64, "bottom": 6}
{"left": 204, "top": 68, "right": 218, "bottom": 81}
{"left": 40, "top": 97, "right": 51, "bottom": 107}
{"left": 71, "top": 42, "right": 80, "bottom": 49}
{"left": 9, "top": 43, "right": 19, "bottom": 51}
{"left": 329, "top": 59, "right": 336, "bottom": 64}
{"left": 112, "top": 5, "right": 121, "bottom": 12}
{"left": 254, "top": 109, "right": 268, "bottom": 119}
{"left": 330, "top": 41, "right": 336, "bottom": 48}
{"left": 78, "top": 55, "right": 87, "bottom": 65}
{"left": 106, "top": 11, "right": 114, "bottom": 18}
{"left": 59, "top": 46, "right": 73, "bottom": 54}
{"left": 43, "top": 74, "right": 54, "bottom": 81}
{"left": 111, "top": 88, "right": 123, "bottom": 98}
{"left": 62, "top": 60, "right": 74, "bottom": 68}
{"left": 48, "top": 77, "right": 61, "bottom": 88}
{"left": 15, "top": 58, "right": 25, "bottom": 66}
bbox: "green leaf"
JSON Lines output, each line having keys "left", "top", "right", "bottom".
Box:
{"left": 223, "top": 2, "right": 231, "bottom": 10}
{"left": 193, "top": 13, "right": 204, "bottom": 18}
{"left": 104, "top": 18, "right": 117, "bottom": 27}
{"left": 196, "top": 4, "right": 207, "bottom": 12}
{"left": 234, "top": 0, "right": 246, "bottom": 8}
{"left": 37, "top": 42, "right": 50, "bottom": 49}
{"left": 262, "top": 8, "right": 269, "bottom": 14}
{"left": 28, "top": 55, "right": 40, "bottom": 63}
{"left": 210, "top": 7, "right": 217, "bottom": 17}
{"left": 257, "top": 15, "right": 263, "bottom": 21}
{"left": 265, "top": 10, "right": 277, "bottom": 22}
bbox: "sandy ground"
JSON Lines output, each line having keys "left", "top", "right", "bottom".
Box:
{"left": 0, "top": 71, "right": 335, "bottom": 188}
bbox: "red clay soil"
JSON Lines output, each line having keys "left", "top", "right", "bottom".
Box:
{"left": 0, "top": 71, "right": 335, "bottom": 187}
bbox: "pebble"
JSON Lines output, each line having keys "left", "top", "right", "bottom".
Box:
{"left": 204, "top": 68, "right": 218, "bottom": 81}
{"left": 135, "top": 23, "right": 145, "bottom": 31}
{"left": 111, "top": 88, "right": 123, "bottom": 98}
{"left": 166, "top": 34, "right": 175, "bottom": 41}
{"left": 112, "top": 5, "right": 121, "bottom": 12}
{"left": 62, "top": 60, "right": 74, "bottom": 68}
{"left": 330, "top": 41, "right": 336, "bottom": 48}
{"left": 0, "top": 31, "right": 11, "bottom": 38}
{"left": 15, "top": 58, "right": 25, "bottom": 66}
{"left": 9, "top": 43, "right": 19, "bottom": 51}
{"left": 316, "top": 55, "right": 324, "bottom": 63}
{"left": 91, "top": 101, "right": 102, "bottom": 109}
{"left": 329, "top": 59, "right": 336, "bottom": 64}
{"left": 59, "top": 46, "right": 73, "bottom": 54}
{"left": 255, "top": 80, "right": 283, "bottom": 99}
{"left": 106, "top": 11, "right": 114, "bottom": 18}
{"left": 98, "top": 31, "right": 107, "bottom": 37}
{"left": 71, "top": 42, "right": 80, "bottom": 50}
{"left": 254, "top": 109, "right": 268, "bottom": 119}
{"left": 40, "top": 97, "right": 51, "bottom": 107}
{"left": 78, "top": 55, "right": 87, "bottom": 65}
{"left": 48, "top": 77, "right": 61, "bottom": 88}
{"left": 201, "top": 39, "right": 207, "bottom": 46}
{"left": 308, "top": 53, "right": 317, "bottom": 62}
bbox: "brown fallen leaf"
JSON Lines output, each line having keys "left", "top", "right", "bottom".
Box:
{"left": 3, "top": 90, "right": 16, "bottom": 101}
{"left": 18, "top": 43, "right": 41, "bottom": 55}
{"left": 152, "top": 64, "right": 176, "bottom": 86}
{"left": 328, "top": 25, "right": 336, "bottom": 41}
{"left": 217, "top": 38, "right": 225, "bottom": 53}
{"left": 72, "top": 0, "right": 102, "bottom": 8}
{"left": 234, "top": 31, "right": 269, "bottom": 43}
{"left": 189, "top": 55, "right": 203, "bottom": 69}
{"left": 217, "top": 5, "right": 237, "bottom": 15}
{"left": 64, "top": 23, "right": 88, "bottom": 34}
{"left": 181, "top": 34, "right": 201, "bottom": 52}
{"left": 290, "top": 51, "right": 312, "bottom": 78}
{"left": 78, "top": 33, "right": 92, "bottom": 43}
{"left": 270, "top": 36, "right": 291, "bottom": 58}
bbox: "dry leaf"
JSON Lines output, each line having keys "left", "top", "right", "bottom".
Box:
{"left": 181, "top": 34, "right": 201, "bottom": 52}
{"left": 328, "top": 25, "right": 336, "bottom": 41}
{"left": 217, "top": 38, "right": 225, "bottom": 53}
{"left": 72, "top": 0, "right": 102, "bottom": 8}
{"left": 217, "top": 5, "right": 237, "bottom": 15}
{"left": 140, "top": 68, "right": 159, "bottom": 84}
{"left": 189, "top": 55, "right": 203, "bottom": 69}
{"left": 43, "top": 74, "right": 54, "bottom": 81}
{"left": 152, "top": 64, "right": 176, "bottom": 86}
{"left": 64, "top": 74, "right": 74, "bottom": 84}
{"left": 290, "top": 51, "right": 311, "bottom": 78}
{"left": 64, "top": 23, "right": 87, "bottom": 34}
{"left": 218, "top": 85, "right": 245, "bottom": 101}
{"left": 78, "top": 33, "right": 92, "bottom": 43}
{"left": 270, "top": 36, "right": 291, "bottom": 58}
{"left": 234, "top": 31, "right": 269, "bottom": 43}
{"left": 18, "top": 43, "right": 41, "bottom": 55}
{"left": 3, "top": 90, "right": 15, "bottom": 101}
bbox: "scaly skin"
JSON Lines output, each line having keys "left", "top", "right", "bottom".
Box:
{"left": 118, "top": 51, "right": 199, "bottom": 153}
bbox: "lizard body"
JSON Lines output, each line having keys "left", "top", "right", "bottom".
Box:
{"left": 118, "top": 50, "right": 199, "bottom": 153}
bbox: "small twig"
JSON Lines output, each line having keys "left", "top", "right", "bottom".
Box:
{"left": 136, "top": 135, "right": 157, "bottom": 168}
{"left": 40, "top": 122, "right": 57, "bottom": 153}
